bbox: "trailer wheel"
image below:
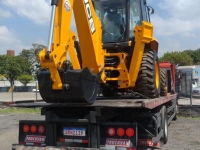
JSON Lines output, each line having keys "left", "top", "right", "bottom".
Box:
{"left": 160, "top": 69, "right": 168, "bottom": 96}
{"left": 172, "top": 107, "right": 177, "bottom": 120}
{"left": 136, "top": 50, "right": 160, "bottom": 98}
{"left": 172, "top": 103, "right": 178, "bottom": 121}
{"left": 160, "top": 106, "right": 168, "bottom": 144}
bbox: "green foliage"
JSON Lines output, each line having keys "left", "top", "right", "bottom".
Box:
{"left": 18, "top": 74, "right": 33, "bottom": 87}
{"left": 0, "top": 55, "right": 22, "bottom": 86}
{"left": 0, "top": 43, "right": 45, "bottom": 87}
{"left": 184, "top": 48, "right": 200, "bottom": 65}
{"left": 19, "top": 43, "right": 46, "bottom": 76}
{"left": 159, "top": 51, "right": 193, "bottom": 66}
{"left": 19, "top": 49, "right": 33, "bottom": 74}
{"left": 16, "top": 55, "right": 32, "bottom": 75}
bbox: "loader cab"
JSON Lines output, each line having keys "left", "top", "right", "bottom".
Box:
{"left": 93, "top": 0, "right": 149, "bottom": 44}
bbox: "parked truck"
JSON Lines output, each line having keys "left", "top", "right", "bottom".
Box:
{"left": 12, "top": 0, "right": 178, "bottom": 149}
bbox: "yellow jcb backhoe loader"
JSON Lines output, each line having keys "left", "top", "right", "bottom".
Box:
{"left": 38, "top": 0, "right": 160, "bottom": 104}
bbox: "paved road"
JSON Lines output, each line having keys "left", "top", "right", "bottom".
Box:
{"left": 0, "top": 92, "right": 42, "bottom": 102}
{"left": 178, "top": 97, "right": 200, "bottom": 106}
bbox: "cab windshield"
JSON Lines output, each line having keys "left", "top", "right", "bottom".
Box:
{"left": 93, "top": 0, "right": 142, "bottom": 43}
{"left": 93, "top": 0, "right": 127, "bottom": 43}
{"left": 129, "top": 0, "right": 142, "bottom": 37}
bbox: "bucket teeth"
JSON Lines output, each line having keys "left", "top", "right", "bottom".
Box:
{"left": 37, "top": 67, "right": 100, "bottom": 104}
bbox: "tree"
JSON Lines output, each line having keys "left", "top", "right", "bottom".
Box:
{"left": 15, "top": 55, "right": 32, "bottom": 75}
{"left": 19, "top": 43, "right": 46, "bottom": 76}
{"left": 18, "top": 74, "right": 33, "bottom": 90}
{"left": 184, "top": 48, "right": 200, "bottom": 65}
{"left": 0, "top": 55, "right": 21, "bottom": 87}
{"left": 159, "top": 51, "right": 193, "bottom": 66}
{"left": 19, "top": 49, "right": 33, "bottom": 74}
{"left": 0, "top": 55, "right": 31, "bottom": 88}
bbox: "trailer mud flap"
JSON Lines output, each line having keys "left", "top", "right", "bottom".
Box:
{"left": 38, "top": 67, "right": 100, "bottom": 104}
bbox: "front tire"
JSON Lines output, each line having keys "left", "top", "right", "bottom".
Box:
{"left": 136, "top": 50, "right": 160, "bottom": 98}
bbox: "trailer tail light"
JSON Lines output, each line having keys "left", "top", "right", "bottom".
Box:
{"left": 38, "top": 125, "right": 45, "bottom": 134}
{"left": 117, "top": 128, "right": 125, "bottom": 137}
{"left": 107, "top": 127, "right": 115, "bottom": 136}
{"left": 30, "top": 125, "right": 37, "bottom": 133}
{"left": 126, "top": 128, "right": 134, "bottom": 137}
{"left": 23, "top": 125, "right": 29, "bottom": 133}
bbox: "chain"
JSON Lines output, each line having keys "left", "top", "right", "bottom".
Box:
{"left": 127, "top": 89, "right": 151, "bottom": 100}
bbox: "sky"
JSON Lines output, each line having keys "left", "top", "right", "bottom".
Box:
{"left": 0, "top": 0, "right": 200, "bottom": 57}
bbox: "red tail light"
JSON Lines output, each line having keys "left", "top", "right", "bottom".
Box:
{"left": 23, "top": 125, "right": 29, "bottom": 133}
{"left": 107, "top": 127, "right": 115, "bottom": 136}
{"left": 126, "top": 128, "right": 135, "bottom": 137}
{"left": 30, "top": 125, "right": 37, "bottom": 133}
{"left": 117, "top": 128, "right": 125, "bottom": 137}
{"left": 38, "top": 125, "right": 45, "bottom": 134}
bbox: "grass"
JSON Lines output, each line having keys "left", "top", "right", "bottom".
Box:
{"left": 177, "top": 113, "right": 200, "bottom": 120}
{"left": 177, "top": 114, "right": 200, "bottom": 120}
{"left": 0, "top": 107, "right": 40, "bottom": 114}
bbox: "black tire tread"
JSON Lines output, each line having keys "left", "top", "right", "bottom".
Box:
{"left": 160, "top": 106, "right": 168, "bottom": 144}
{"left": 136, "top": 50, "right": 160, "bottom": 98}
{"left": 160, "top": 69, "right": 168, "bottom": 96}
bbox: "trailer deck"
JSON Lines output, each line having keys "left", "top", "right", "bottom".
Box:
{"left": 11, "top": 94, "right": 177, "bottom": 109}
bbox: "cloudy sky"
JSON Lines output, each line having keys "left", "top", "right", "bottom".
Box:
{"left": 0, "top": 0, "right": 200, "bottom": 57}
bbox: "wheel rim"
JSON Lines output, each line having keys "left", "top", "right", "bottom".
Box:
{"left": 154, "top": 61, "right": 159, "bottom": 89}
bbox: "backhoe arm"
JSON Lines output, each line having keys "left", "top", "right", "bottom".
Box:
{"left": 73, "top": 0, "right": 104, "bottom": 74}
{"left": 39, "top": 0, "right": 81, "bottom": 90}
{"left": 38, "top": 0, "right": 104, "bottom": 104}
{"left": 39, "top": 0, "right": 104, "bottom": 90}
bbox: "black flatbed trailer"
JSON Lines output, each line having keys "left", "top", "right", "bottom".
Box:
{"left": 11, "top": 94, "right": 177, "bottom": 109}
{"left": 12, "top": 94, "right": 178, "bottom": 150}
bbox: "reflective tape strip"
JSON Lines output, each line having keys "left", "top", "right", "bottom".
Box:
{"left": 15, "top": 146, "right": 64, "bottom": 150}
{"left": 65, "top": 139, "right": 73, "bottom": 143}
{"left": 73, "top": 139, "right": 82, "bottom": 143}
{"left": 58, "top": 138, "right": 88, "bottom": 143}
{"left": 48, "top": 148, "right": 61, "bottom": 150}
{"left": 26, "top": 143, "right": 34, "bottom": 146}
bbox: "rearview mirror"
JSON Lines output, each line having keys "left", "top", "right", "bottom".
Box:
{"left": 147, "top": 6, "right": 154, "bottom": 14}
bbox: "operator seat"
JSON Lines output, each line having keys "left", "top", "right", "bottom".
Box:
{"left": 103, "top": 7, "right": 124, "bottom": 42}
{"left": 106, "top": 7, "right": 122, "bottom": 27}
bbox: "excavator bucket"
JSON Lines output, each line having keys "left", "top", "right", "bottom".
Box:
{"left": 37, "top": 67, "right": 100, "bottom": 104}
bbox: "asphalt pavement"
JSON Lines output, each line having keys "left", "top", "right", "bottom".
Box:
{"left": 0, "top": 92, "right": 42, "bottom": 103}
{"left": 178, "top": 96, "right": 200, "bottom": 106}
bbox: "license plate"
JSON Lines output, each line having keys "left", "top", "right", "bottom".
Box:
{"left": 63, "top": 127, "right": 86, "bottom": 136}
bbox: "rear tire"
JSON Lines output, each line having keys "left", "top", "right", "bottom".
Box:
{"left": 136, "top": 50, "right": 160, "bottom": 98}
{"left": 160, "top": 69, "right": 168, "bottom": 96}
{"left": 160, "top": 106, "right": 168, "bottom": 144}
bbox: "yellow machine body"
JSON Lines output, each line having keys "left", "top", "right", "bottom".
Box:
{"left": 38, "top": 0, "right": 160, "bottom": 103}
